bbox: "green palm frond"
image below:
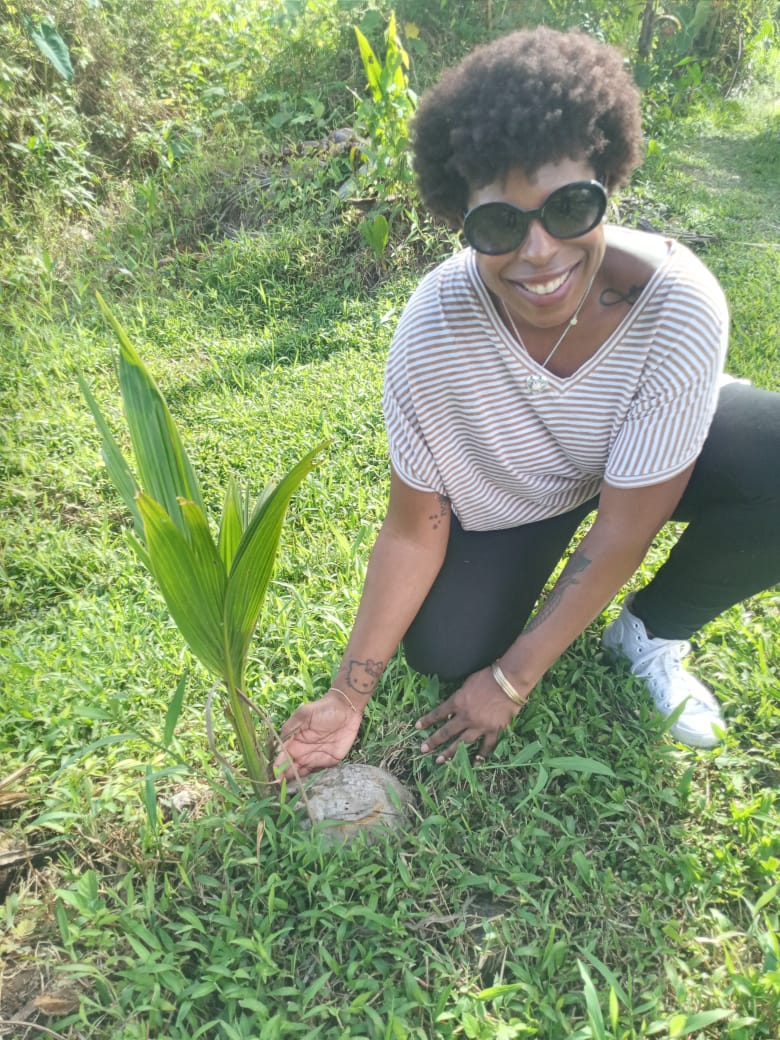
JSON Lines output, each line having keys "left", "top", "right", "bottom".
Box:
{"left": 96, "top": 292, "right": 206, "bottom": 534}
{"left": 78, "top": 372, "right": 143, "bottom": 536}
{"left": 82, "top": 296, "right": 328, "bottom": 790}
{"left": 218, "top": 476, "right": 245, "bottom": 572}
{"left": 136, "top": 493, "right": 226, "bottom": 678}
{"left": 224, "top": 446, "right": 324, "bottom": 686}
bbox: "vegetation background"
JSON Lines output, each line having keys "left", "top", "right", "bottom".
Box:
{"left": 1, "top": 0, "right": 779, "bottom": 1037}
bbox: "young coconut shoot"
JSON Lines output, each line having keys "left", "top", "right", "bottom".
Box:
{"left": 80, "top": 294, "right": 327, "bottom": 794}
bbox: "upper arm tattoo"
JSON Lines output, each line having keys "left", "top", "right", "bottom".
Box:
{"left": 523, "top": 547, "right": 592, "bottom": 633}
{"left": 428, "top": 493, "right": 450, "bottom": 530}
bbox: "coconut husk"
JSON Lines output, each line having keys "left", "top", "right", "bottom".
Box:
{"left": 290, "top": 763, "right": 414, "bottom": 845}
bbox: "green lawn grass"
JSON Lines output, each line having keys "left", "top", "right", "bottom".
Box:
{"left": 2, "top": 19, "right": 780, "bottom": 1040}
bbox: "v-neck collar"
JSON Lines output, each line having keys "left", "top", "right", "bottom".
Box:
{"left": 465, "top": 243, "right": 676, "bottom": 395}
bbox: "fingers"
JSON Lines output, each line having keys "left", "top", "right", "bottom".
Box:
{"left": 432, "top": 729, "right": 485, "bottom": 763}
{"left": 272, "top": 717, "right": 318, "bottom": 779}
{"left": 273, "top": 726, "right": 354, "bottom": 781}
{"left": 415, "top": 690, "right": 461, "bottom": 730}
{"left": 480, "top": 732, "right": 499, "bottom": 758}
{"left": 272, "top": 747, "right": 299, "bottom": 780}
{"left": 273, "top": 744, "right": 324, "bottom": 782}
{"left": 274, "top": 761, "right": 310, "bottom": 782}
{"left": 417, "top": 702, "right": 501, "bottom": 764}
{"left": 422, "top": 722, "right": 487, "bottom": 764}
{"left": 418, "top": 713, "right": 462, "bottom": 754}
{"left": 272, "top": 719, "right": 303, "bottom": 775}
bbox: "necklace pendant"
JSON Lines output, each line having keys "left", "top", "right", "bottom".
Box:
{"left": 526, "top": 373, "right": 549, "bottom": 394}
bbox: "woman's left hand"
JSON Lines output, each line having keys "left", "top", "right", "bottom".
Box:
{"left": 415, "top": 667, "right": 525, "bottom": 763}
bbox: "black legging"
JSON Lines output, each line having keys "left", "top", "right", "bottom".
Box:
{"left": 403, "top": 382, "right": 780, "bottom": 681}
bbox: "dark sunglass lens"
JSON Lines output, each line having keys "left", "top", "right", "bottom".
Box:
{"left": 544, "top": 184, "right": 605, "bottom": 238}
{"left": 466, "top": 203, "right": 528, "bottom": 254}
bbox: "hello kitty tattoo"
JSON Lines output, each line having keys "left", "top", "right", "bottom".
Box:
{"left": 345, "top": 658, "right": 385, "bottom": 695}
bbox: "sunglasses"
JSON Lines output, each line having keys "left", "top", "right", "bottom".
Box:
{"left": 463, "top": 180, "right": 608, "bottom": 255}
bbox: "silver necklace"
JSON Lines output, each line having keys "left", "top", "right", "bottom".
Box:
{"left": 502, "top": 269, "right": 599, "bottom": 394}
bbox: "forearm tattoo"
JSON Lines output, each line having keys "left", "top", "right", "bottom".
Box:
{"left": 344, "top": 658, "right": 385, "bottom": 695}
{"left": 428, "top": 493, "right": 450, "bottom": 530}
{"left": 523, "top": 547, "right": 592, "bottom": 633}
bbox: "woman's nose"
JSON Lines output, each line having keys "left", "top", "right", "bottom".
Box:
{"left": 518, "top": 218, "right": 558, "bottom": 263}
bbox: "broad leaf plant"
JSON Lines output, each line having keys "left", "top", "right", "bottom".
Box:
{"left": 80, "top": 294, "right": 326, "bottom": 793}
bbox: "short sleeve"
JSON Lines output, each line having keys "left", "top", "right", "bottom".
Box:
{"left": 382, "top": 361, "right": 446, "bottom": 495}
{"left": 605, "top": 276, "right": 729, "bottom": 488}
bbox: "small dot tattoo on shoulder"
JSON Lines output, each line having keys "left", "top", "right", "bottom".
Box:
{"left": 428, "top": 494, "right": 450, "bottom": 530}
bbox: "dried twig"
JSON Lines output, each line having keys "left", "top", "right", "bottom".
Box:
{"left": 0, "top": 761, "right": 35, "bottom": 808}
{"left": 1, "top": 762, "right": 35, "bottom": 789}
{"left": 0, "top": 1021, "right": 74, "bottom": 1040}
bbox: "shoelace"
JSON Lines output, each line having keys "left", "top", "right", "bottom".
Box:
{"left": 631, "top": 639, "right": 719, "bottom": 713}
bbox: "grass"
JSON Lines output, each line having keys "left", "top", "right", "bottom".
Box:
{"left": 2, "top": 8, "right": 780, "bottom": 1038}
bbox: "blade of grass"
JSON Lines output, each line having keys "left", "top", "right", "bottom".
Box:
{"left": 163, "top": 673, "right": 188, "bottom": 748}
{"left": 578, "top": 961, "right": 607, "bottom": 1040}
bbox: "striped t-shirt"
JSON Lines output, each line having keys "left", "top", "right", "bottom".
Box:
{"left": 383, "top": 239, "right": 729, "bottom": 531}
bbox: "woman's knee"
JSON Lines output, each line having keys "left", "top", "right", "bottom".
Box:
{"left": 403, "top": 622, "right": 506, "bottom": 683}
{"left": 687, "top": 383, "right": 780, "bottom": 505}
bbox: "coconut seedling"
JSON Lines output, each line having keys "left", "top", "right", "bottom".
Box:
{"left": 80, "top": 294, "right": 326, "bottom": 795}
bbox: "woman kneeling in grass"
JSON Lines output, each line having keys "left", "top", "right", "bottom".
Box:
{"left": 275, "top": 26, "right": 780, "bottom": 778}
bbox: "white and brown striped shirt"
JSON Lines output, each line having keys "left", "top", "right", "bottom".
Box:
{"left": 383, "top": 239, "right": 729, "bottom": 531}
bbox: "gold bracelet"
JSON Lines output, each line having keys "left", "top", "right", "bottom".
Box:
{"left": 490, "top": 661, "right": 527, "bottom": 708}
{"left": 328, "top": 687, "right": 359, "bottom": 714}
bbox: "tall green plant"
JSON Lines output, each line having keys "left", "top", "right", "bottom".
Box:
{"left": 80, "top": 294, "right": 326, "bottom": 793}
{"left": 353, "top": 11, "right": 417, "bottom": 200}
{"left": 22, "top": 16, "right": 74, "bottom": 82}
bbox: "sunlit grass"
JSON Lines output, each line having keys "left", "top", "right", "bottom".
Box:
{"left": 1, "top": 32, "right": 779, "bottom": 1040}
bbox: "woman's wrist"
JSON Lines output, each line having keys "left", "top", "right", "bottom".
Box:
{"left": 326, "top": 686, "right": 368, "bottom": 714}
{"left": 490, "top": 660, "right": 530, "bottom": 709}
{"left": 332, "top": 656, "right": 386, "bottom": 705}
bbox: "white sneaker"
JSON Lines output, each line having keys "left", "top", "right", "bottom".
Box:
{"left": 602, "top": 596, "right": 725, "bottom": 749}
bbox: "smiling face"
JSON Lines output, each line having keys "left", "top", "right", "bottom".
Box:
{"left": 468, "top": 157, "right": 607, "bottom": 333}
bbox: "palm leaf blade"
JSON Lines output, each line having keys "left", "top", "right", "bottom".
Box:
{"left": 96, "top": 294, "right": 206, "bottom": 531}
{"left": 218, "top": 475, "right": 245, "bottom": 571}
{"left": 179, "top": 498, "right": 228, "bottom": 610}
{"left": 224, "top": 443, "right": 326, "bottom": 681}
{"left": 138, "top": 493, "right": 226, "bottom": 678}
{"left": 119, "top": 347, "right": 205, "bottom": 525}
{"left": 78, "top": 372, "right": 143, "bottom": 536}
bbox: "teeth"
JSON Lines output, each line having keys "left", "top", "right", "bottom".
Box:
{"left": 522, "top": 271, "right": 569, "bottom": 295}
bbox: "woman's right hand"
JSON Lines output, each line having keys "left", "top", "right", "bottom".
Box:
{"left": 273, "top": 689, "right": 365, "bottom": 781}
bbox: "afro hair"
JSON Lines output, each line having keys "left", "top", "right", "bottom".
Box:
{"left": 412, "top": 27, "right": 643, "bottom": 226}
